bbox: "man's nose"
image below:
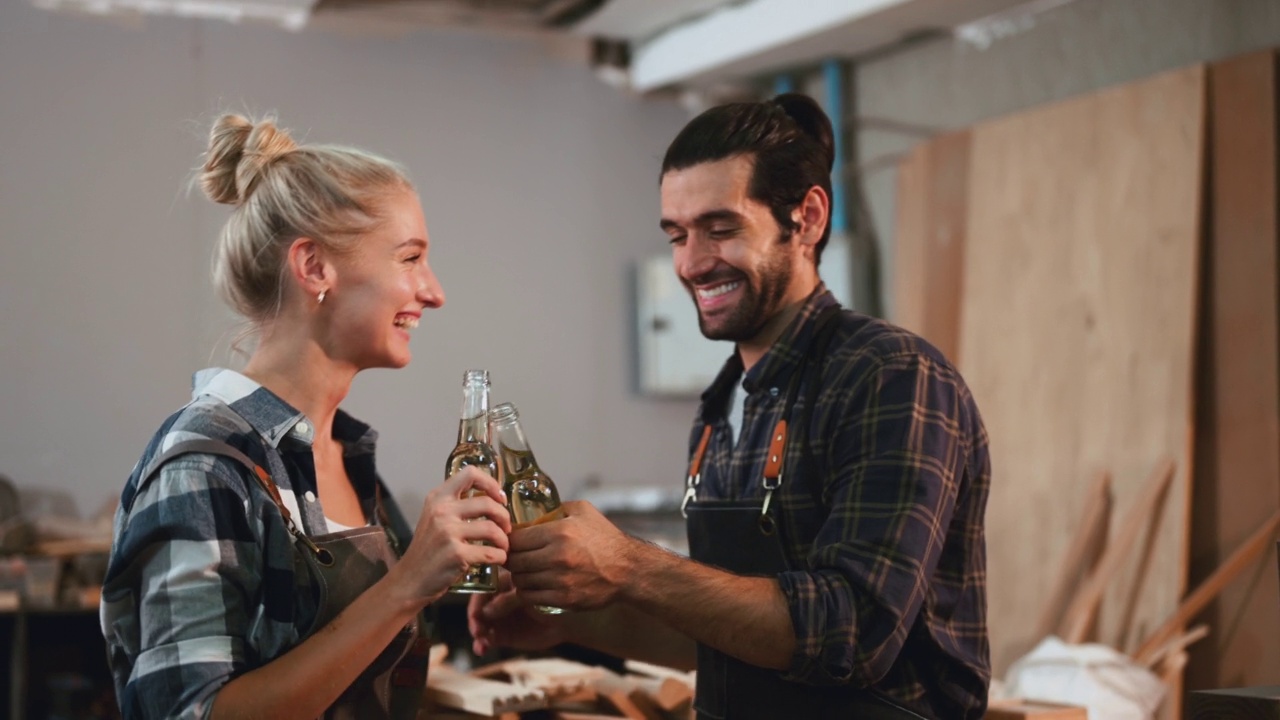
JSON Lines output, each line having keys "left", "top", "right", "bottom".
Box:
{"left": 676, "top": 235, "right": 717, "bottom": 282}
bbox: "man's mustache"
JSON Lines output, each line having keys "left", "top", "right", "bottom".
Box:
{"left": 683, "top": 268, "right": 747, "bottom": 288}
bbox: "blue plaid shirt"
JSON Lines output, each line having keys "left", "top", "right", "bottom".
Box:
{"left": 689, "top": 287, "right": 991, "bottom": 719}
{"left": 100, "top": 368, "right": 412, "bottom": 720}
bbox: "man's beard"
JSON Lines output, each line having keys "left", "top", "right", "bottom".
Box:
{"left": 692, "top": 238, "right": 793, "bottom": 343}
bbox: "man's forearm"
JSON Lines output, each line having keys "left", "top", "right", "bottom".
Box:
{"left": 617, "top": 539, "right": 796, "bottom": 671}
{"left": 564, "top": 603, "right": 697, "bottom": 671}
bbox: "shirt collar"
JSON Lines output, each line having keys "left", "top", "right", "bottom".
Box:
{"left": 191, "top": 368, "right": 377, "bottom": 451}
{"left": 741, "top": 284, "right": 839, "bottom": 395}
{"left": 699, "top": 351, "right": 745, "bottom": 415}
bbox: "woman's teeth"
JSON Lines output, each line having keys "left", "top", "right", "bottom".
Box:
{"left": 394, "top": 316, "right": 419, "bottom": 329}
{"left": 698, "top": 281, "right": 742, "bottom": 299}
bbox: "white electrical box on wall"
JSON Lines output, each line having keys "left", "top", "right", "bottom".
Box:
{"left": 634, "top": 236, "right": 853, "bottom": 397}
{"left": 635, "top": 253, "right": 733, "bottom": 397}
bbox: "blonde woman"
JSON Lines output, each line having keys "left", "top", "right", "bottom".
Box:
{"left": 101, "top": 114, "right": 511, "bottom": 720}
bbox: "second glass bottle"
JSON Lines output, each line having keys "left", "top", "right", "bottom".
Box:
{"left": 490, "top": 402, "right": 565, "bottom": 614}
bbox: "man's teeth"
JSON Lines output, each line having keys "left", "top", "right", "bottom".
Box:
{"left": 698, "top": 281, "right": 742, "bottom": 299}
{"left": 394, "top": 316, "right": 419, "bottom": 329}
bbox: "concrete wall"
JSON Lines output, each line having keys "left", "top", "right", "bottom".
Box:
{"left": 0, "top": 2, "right": 701, "bottom": 522}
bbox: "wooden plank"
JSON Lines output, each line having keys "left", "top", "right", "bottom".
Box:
{"left": 1159, "top": 650, "right": 1191, "bottom": 720}
{"left": 29, "top": 538, "right": 111, "bottom": 557}
{"left": 425, "top": 665, "right": 547, "bottom": 716}
{"left": 594, "top": 670, "right": 665, "bottom": 720}
{"left": 985, "top": 699, "right": 1088, "bottom": 719}
{"left": 1039, "top": 468, "right": 1111, "bottom": 638}
{"left": 1135, "top": 511, "right": 1280, "bottom": 664}
{"left": 892, "top": 129, "right": 971, "bottom": 361}
{"left": 893, "top": 141, "right": 928, "bottom": 333}
{"left": 1142, "top": 623, "right": 1209, "bottom": 670}
{"left": 628, "top": 674, "right": 691, "bottom": 712}
{"left": 1060, "top": 459, "right": 1175, "bottom": 644}
{"left": 494, "top": 656, "right": 607, "bottom": 698}
{"left": 622, "top": 659, "right": 695, "bottom": 687}
{"left": 958, "top": 64, "right": 1205, "bottom": 676}
{"left": 1188, "top": 48, "right": 1280, "bottom": 692}
{"left": 429, "top": 643, "right": 448, "bottom": 669}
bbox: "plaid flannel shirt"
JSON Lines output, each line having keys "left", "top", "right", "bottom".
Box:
{"left": 100, "top": 368, "right": 412, "bottom": 720}
{"left": 688, "top": 287, "right": 991, "bottom": 719}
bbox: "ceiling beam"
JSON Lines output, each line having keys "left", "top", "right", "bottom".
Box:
{"left": 571, "top": 0, "right": 730, "bottom": 41}
{"left": 32, "top": 0, "right": 318, "bottom": 29}
{"left": 628, "top": 0, "right": 1033, "bottom": 92}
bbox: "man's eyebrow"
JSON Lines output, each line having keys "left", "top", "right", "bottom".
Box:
{"left": 659, "top": 209, "right": 744, "bottom": 232}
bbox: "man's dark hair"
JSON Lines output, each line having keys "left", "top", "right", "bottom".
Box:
{"left": 661, "top": 93, "right": 835, "bottom": 265}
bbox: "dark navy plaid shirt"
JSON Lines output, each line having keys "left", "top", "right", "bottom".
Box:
{"left": 688, "top": 287, "right": 991, "bottom": 719}
{"left": 100, "top": 368, "right": 412, "bottom": 720}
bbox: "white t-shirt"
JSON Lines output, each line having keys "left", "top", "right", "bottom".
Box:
{"left": 324, "top": 515, "right": 362, "bottom": 533}
{"left": 726, "top": 379, "right": 748, "bottom": 450}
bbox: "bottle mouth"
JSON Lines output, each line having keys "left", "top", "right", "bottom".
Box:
{"left": 490, "top": 402, "right": 518, "bottom": 423}
{"left": 463, "top": 368, "right": 490, "bottom": 386}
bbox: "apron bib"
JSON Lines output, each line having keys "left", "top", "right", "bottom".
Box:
{"left": 298, "top": 524, "right": 425, "bottom": 720}
{"left": 681, "top": 307, "right": 927, "bottom": 720}
{"left": 141, "top": 439, "right": 431, "bottom": 720}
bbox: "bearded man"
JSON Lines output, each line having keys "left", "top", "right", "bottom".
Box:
{"left": 470, "top": 93, "right": 992, "bottom": 720}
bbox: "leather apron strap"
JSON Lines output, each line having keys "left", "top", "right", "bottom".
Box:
{"left": 682, "top": 307, "right": 929, "bottom": 719}
{"left": 141, "top": 439, "right": 428, "bottom": 720}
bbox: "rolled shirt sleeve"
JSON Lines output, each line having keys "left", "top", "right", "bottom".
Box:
{"left": 102, "top": 457, "right": 262, "bottom": 720}
{"left": 778, "top": 351, "right": 967, "bottom": 687}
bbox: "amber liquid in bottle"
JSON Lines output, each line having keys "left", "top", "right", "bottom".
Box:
{"left": 446, "top": 370, "right": 499, "bottom": 594}
{"left": 491, "top": 403, "right": 565, "bottom": 614}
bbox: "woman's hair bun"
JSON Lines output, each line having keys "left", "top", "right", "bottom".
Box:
{"left": 200, "top": 114, "right": 297, "bottom": 206}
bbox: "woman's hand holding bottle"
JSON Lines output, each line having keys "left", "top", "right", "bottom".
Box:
{"left": 389, "top": 466, "right": 511, "bottom": 608}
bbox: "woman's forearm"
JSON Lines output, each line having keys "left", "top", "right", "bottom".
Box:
{"left": 209, "top": 572, "right": 421, "bottom": 719}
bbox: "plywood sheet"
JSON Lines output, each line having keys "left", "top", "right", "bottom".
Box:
{"left": 1187, "top": 49, "right": 1280, "bottom": 690}
{"left": 958, "top": 65, "right": 1205, "bottom": 675}
{"left": 892, "top": 130, "right": 971, "bottom": 363}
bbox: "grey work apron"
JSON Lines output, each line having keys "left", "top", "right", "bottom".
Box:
{"left": 141, "top": 439, "right": 430, "bottom": 720}
{"left": 680, "top": 307, "right": 929, "bottom": 720}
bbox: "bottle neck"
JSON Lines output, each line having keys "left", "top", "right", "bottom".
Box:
{"left": 457, "top": 383, "right": 491, "bottom": 444}
{"left": 493, "top": 418, "right": 536, "bottom": 474}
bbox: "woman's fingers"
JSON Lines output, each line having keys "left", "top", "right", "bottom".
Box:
{"left": 432, "top": 467, "right": 511, "bottom": 535}
{"left": 457, "top": 541, "right": 507, "bottom": 568}
{"left": 453, "top": 516, "right": 511, "bottom": 550}
{"left": 443, "top": 466, "right": 506, "bottom": 505}
{"left": 455, "top": 495, "right": 513, "bottom": 529}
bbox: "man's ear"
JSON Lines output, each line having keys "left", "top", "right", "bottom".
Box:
{"left": 793, "top": 185, "right": 830, "bottom": 250}
{"left": 286, "top": 237, "right": 335, "bottom": 300}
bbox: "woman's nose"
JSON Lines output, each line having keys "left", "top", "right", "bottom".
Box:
{"left": 419, "top": 266, "right": 445, "bottom": 308}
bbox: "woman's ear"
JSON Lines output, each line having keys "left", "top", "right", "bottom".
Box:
{"left": 286, "top": 237, "right": 334, "bottom": 301}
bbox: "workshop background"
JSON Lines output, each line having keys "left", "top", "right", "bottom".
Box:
{"left": 2, "top": 0, "right": 1279, "bottom": 718}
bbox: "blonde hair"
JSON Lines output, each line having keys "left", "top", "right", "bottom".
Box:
{"left": 199, "top": 113, "right": 412, "bottom": 322}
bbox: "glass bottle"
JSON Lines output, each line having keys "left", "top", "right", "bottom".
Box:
{"left": 490, "top": 402, "right": 565, "bottom": 614}
{"left": 445, "top": 369, "right": 500, "bottom": 594}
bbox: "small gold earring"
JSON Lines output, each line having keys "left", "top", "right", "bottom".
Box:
{"left": 318, "top": 289, "right": 327, "bottom": 304}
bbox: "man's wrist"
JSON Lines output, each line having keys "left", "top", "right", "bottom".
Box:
{"left": 615, "top": 536, "right": 674, "bottom": 609}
